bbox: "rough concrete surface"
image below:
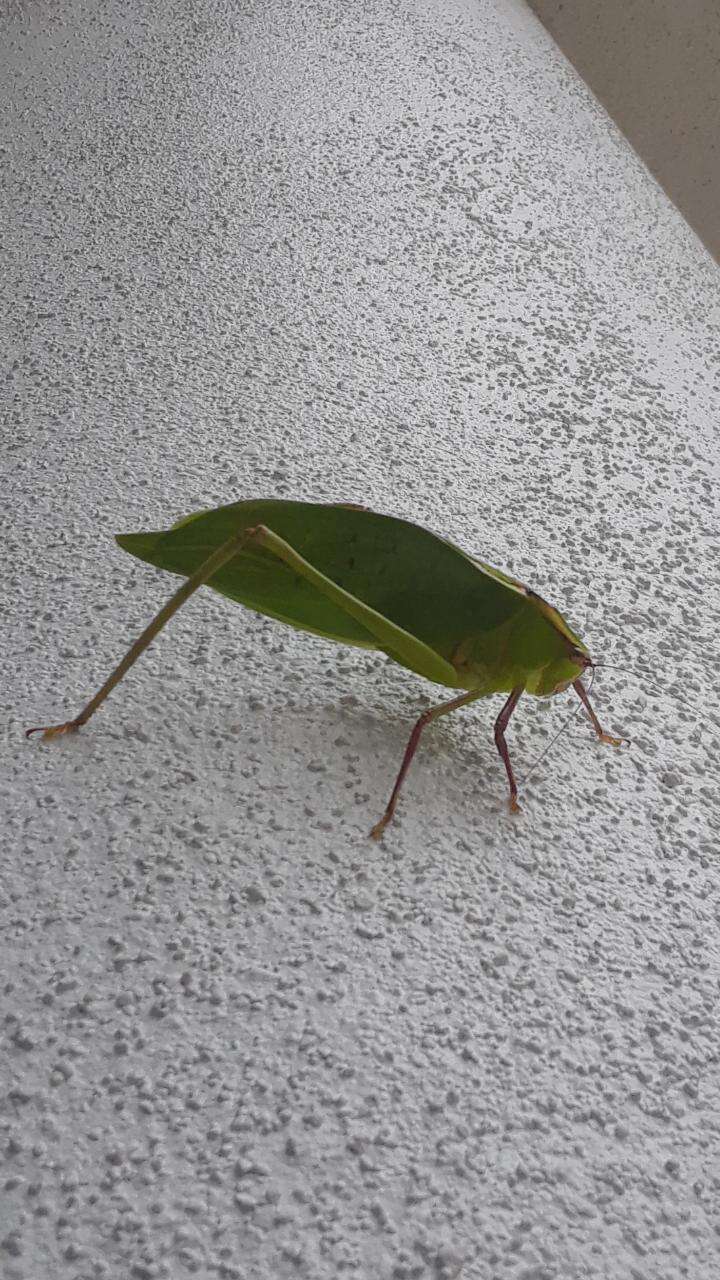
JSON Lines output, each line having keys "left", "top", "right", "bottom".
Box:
{"left": 2, "top": 1, "right": 719, "bottom": 1278}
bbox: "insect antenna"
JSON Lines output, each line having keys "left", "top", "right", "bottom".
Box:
{"left": 590, "top": 660, "right": 668, "bottom": 698}
{"left": 521, "top": 667, "right": 598, "bottom": 788}
{"left": 591, "top": 661, "right": 648, "bottom": 673}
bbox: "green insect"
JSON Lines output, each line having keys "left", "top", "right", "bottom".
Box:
{"left": 27, "top": 499, "right": 624, "bottom": 836}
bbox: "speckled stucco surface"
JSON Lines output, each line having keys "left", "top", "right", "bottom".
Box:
{"left": 2, "top": 1, "right": 720, "bottom": 1278}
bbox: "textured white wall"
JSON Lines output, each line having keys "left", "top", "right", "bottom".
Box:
{"left": 2, "top": 1, "right": 719, "bottom": 1277}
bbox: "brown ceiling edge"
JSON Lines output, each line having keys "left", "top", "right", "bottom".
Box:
{"left": 526, "top": 0, "right": 720, "bottom": 264}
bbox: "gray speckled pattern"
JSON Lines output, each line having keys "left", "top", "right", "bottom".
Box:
{"left": 2, "top": 1, "right": 720, "bottom": 1277}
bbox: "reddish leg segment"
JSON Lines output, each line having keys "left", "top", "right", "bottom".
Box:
{"left": 370, "top": 689, "right": 485, "bottom": 840}
{"left": 493, "top": 685, "right": 524, "bottom": 813}
{"left": 573, "top": 679, "right": 625, "bottom": 747}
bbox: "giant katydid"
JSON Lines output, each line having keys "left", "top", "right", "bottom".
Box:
{"left": 27, "top": 499, "right": 624, "bottom": 836}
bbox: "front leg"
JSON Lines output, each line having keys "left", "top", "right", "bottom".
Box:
{"left": 573, "top": 679, "right": 626, "bottom": 747}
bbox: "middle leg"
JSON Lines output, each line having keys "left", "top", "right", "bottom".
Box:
{"left": 494, "top": 685, "right": 525, "bottom": 813}
{"left": 370, "top": 688, "right": 485, "bottom": 839}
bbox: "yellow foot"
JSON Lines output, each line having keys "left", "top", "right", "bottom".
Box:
{"left": 599, "top": 732, "right": 626, "bottom": 747}
{"left": 26, "top": 720, "right": 81, "bottom": 741}
{"left": 509, "top": 795, "right": 522, "bottom": 815}
{"left": 369, "top": 816, "right": 390, "bottom": 841}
